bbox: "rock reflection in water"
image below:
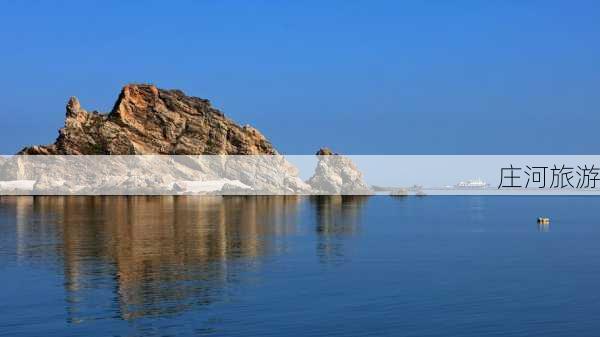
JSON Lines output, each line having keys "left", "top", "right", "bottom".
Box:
{"left": 1, "top": 195, "right": 366, "bottom": 325}
{"left": 4, "top": 196, "right": 303, "bottom": 320}
{"left": 310, "top": 196, "right": 367, "bottom": 264}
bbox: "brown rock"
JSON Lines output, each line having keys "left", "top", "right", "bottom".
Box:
{"left": 315, "top": 147, "right": 337, "bottom": 156}
{"left": 18, "top": 84, "right": 277, "bottom": 155}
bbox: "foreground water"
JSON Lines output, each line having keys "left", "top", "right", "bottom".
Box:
{"left": 1, "top": 196, "right": 599, "bottom": 337}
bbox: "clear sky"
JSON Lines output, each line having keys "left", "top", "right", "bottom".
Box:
{"left": 1, "top": 1, "right": 599, "bottom": 154}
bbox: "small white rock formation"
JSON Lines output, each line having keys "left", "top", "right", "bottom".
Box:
{"left": 306, "top": 148, "right": 372, "bottom": 195}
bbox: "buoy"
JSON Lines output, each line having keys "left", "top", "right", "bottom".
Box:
{"left": 537, "top": 217, "right": 550, "bottom": 224}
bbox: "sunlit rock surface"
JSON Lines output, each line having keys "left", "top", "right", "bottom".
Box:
{"left": 6, "top": 85, "right": 370, "bottom": 195}
{"left": 307, "top": 148, "right": 372, "bottom": 195}
{"left": 19, "top": 84, "right": 277, "bottom": 155}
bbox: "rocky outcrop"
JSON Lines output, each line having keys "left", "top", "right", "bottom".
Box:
{"left": 19, "top": 84, "right": 277, "bottom": 155}
{"left": 9, "top": 84, "right": 317, "bottom": 194}
{"left": 6, "top": 85, "right": 373, "bottom": 195}
{"left": 307, "top": 148, "right": 372, "bottom": 195}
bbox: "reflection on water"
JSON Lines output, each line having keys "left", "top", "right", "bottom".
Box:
{"left": 538, "top": 221, "right": 550, "bottom": 232}
{"left": 310, "top": 196, "right": 366, "bottom": 263}
{"left": 4, "top": 196, "right": 598, "bottom": 337}
{"left": 1, "top": 196, "right": 363, "bottom": 322}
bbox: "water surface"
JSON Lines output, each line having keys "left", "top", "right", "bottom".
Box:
{"left": 1, "top": 196, "right": 599, "bottom": 336}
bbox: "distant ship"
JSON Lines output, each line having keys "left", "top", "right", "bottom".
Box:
{"left": 454, "top": 178, "right": 489, "bottom": 189}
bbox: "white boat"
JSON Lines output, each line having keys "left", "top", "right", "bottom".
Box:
{"left": 454, "top": 178, "right": 489, "bottom": 189}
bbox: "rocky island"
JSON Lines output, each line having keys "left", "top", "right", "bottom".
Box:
{"left": 19, "top": 84, "right": 276, "bottom": 155}
{"left": 4, "top": 84, "right": 371, "bottom": 195}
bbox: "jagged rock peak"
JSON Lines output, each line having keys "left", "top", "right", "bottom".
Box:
{"left": 66, "top": 96, "right": 81, "bottom": 116}
{"left": 18, "top": 84, "right": 277, "bottom": 155}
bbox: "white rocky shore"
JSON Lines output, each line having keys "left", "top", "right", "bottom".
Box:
{"left": 0, "top": 151, "right": 372, "bottom": 195}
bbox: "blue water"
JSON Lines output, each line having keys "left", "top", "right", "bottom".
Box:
{"left": 1, "top": 196, "right": 599, "bottom": 336}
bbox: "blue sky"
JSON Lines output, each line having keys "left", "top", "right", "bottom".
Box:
{"left": 1, "top": 0, "right": 599, "bottom": 154}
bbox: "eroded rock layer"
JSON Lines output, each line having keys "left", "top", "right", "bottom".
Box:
{"left": 19, "top": 84, "right": 277, "bottom": 155}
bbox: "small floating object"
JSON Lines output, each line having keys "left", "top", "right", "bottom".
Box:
{"left": 537, "top": 217, "right": 550, "bottom": 224}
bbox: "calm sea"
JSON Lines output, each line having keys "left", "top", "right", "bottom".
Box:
{"left": 1, "top": 196, "right": 599, "bottom": 337}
